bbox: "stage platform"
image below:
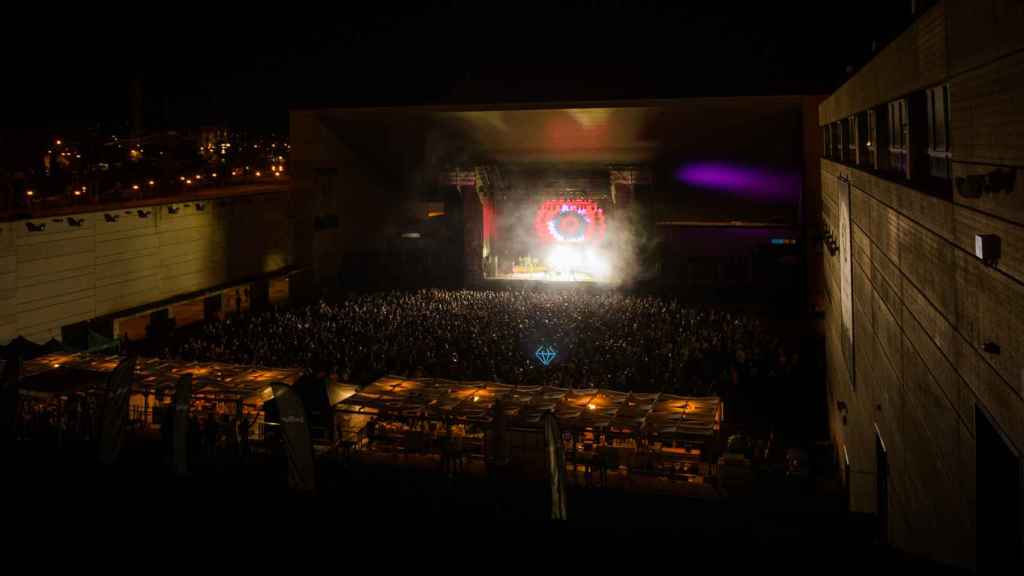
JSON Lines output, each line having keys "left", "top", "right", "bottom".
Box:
{"left": 479, "top": 275, "right": 612, "bottom": 291}
{"left": 487, "top": 271, "right": 601, "bottom": 283}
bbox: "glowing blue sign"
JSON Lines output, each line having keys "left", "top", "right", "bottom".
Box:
{"left": 535, "top": 346, "right": 558, "bottom": 366}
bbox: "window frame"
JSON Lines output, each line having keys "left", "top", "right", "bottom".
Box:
{"left": 835, "top": 121, "right": 845, "bottom": 162}
{"left": 866, "top": 109, "right": 878, "bottom": 168}
{"left": 888, "top": 99, "right": 909, "bottom": 179}
{"left": 926, "top": 84, "right": 952, "bottom": 180}
{"left": 847, "top": 116, "right": 857, "bottom": 163}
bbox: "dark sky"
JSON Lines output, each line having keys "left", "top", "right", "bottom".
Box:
{"left": 2, "top": 2, "right": 918, "bottom": 136}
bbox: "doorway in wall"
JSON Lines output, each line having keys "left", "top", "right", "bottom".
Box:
{"left": 977, "top": 405, "right": 1023, "bottom": 571}
{"left": 875, "top": 429, "right": 888, "bottom": 545}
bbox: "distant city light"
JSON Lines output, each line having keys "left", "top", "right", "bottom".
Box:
{"left": 26, "top": 190, "right": 34, "bottom": 196}
{"left": 255, "top": 171, "right": 262, "bottom": 177}
{"left": 132, "top": 184, "right": 140, "bottom": 190}
{"left": 73, "top": 190, "right": 81, "bottom": 196}
{"left": 148, "top": 180, "right": 155, "bottom": 186}
{"left": 185, "top": 179, "right": 192, "bottom": 185}
{"left": 211, "top": 173, "right": 217, "bottom": 177}
{"left": 55, "top": 139, "right": 62, "bottom": 145}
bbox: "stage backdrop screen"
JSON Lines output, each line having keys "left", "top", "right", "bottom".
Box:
{"left": 533, "top": 199, "right": 606, "bottom": 244}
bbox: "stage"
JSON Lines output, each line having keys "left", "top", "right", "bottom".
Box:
{"left": 487, "top": 270, "right": 602, "bottom": 283}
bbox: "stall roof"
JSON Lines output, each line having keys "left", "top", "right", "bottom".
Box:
{"left": 21, "top": 353, "right": 306, "bottom": 400}
{"left": 339, "top": 376, "right": 721, "bottom": 438}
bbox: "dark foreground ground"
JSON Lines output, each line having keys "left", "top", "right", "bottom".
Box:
{"left": 7, "top": 440, "right": 966, "bottom": 574}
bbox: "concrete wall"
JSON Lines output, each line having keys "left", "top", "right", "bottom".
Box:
{"left": 0, "top": 189, "right": 294, "bottom": 345}
{"left": 291, "top": 110, "right": 360, "bottom": 294}
{"left": 817, "top": 2, "right": 1024, "bottom": 568}
{"left": 290, "top": 110, "right": 431, "bottom": 292}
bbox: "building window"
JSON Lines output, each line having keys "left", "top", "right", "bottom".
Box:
{"left": 926, "top": 84, "right": 951, "bottom": 179}
{"left": 888, "top": 99, "right": 909, "bottom": 178}
{"left": 835, "top": 121, "right": 845, "bottom": 162}
{"left": 852, "top": 112, "right": 869, "bottom": 166}
{"left": 866, "top": 109, "right": 878, "bottom": 168}
{"left": 842, "top": 119, "right": 852, "bottom": 163}
{"left": 847, "top": 116, "right": 858, "bottom": 164}
{"left": 868, "top": 105, "right": 890, "bottom": 172}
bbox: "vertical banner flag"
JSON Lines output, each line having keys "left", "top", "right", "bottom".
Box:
{"left": 1, "top": 357, "right": 22, "bottom": 443}
{"left": 174, "top": 373, "right": 192, "bottom": 476}
{"left": 271, "top": 382, "right": 316, "bottom": 493}
{"left": 544, "top": 411, "right": 568, "bottom": 520}
{"left": 97, "top": 356, "right": 136, "bottom": 465}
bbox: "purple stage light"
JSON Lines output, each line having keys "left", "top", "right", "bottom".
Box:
{"left": 674, "top": 163, "right": 800, "bottom": 201}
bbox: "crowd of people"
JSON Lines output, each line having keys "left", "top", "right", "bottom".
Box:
{"left": 171, "top": 289, "right": 802, "bottom": 406}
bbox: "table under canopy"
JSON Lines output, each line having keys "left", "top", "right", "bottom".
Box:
{"left": 20, "top": 352, "right": 306, "bottom": 402}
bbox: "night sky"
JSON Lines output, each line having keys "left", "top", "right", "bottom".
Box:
{"left": 3, "top": 2, "right": 916, "bottom": 137}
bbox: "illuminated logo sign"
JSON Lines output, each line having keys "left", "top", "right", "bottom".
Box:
{"left": 535, "top": 345, "right": 558, "bottom": 366}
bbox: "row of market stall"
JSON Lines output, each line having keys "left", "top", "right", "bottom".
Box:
{"left": 10, "top": 353, "right": 722, "bottom": 477}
